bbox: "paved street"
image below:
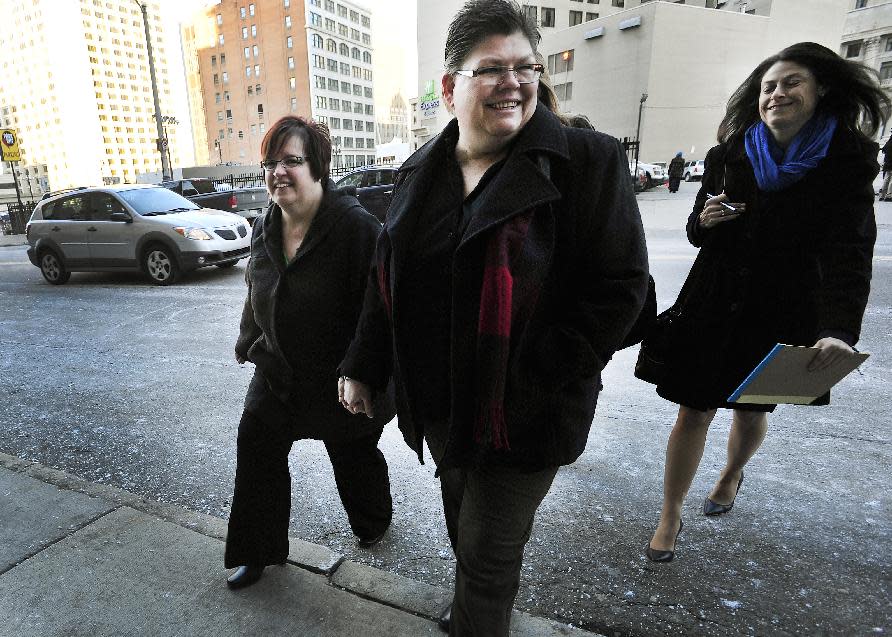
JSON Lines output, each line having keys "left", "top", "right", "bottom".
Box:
{"left": 1, "top": 181, "right": 889, "bottom": 635}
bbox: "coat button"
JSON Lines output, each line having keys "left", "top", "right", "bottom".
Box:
{"left": 730, "top": 302, "right": 740, "bottom": 312}
{"left": 739, "top": 267, "right": 750, "bottom": 277}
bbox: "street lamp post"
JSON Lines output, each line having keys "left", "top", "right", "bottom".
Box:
{"left": 332, "top": 140, "right": 342, "bottom": 171}
{"left": 634, "top": 92, "right": 648, "bottom": 178}
{"left": 214, "top": 139, "right": 222, "bottom": 165}
{"left": 135, "top": 1, "right": 171, "bottom": 180}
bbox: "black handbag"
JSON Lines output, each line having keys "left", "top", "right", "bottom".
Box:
{"left": 634, "top": 304, "right": 681, "bottom": 385}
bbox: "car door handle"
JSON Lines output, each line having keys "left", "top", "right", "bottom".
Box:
{"left": 383, "top": 190, "right": 392, "bottom": 195}
{"left": 51, "top": 226, "right": 60, "bottom": 232}
{"left": 87, "top": 227, "right": 97, "bottom": 232}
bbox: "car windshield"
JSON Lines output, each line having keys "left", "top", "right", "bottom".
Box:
{"left": 118, "top": 188, "right": 201, "bottom": 215}
{"left": 190, "top": 180, "right": 217, "bottom": 194}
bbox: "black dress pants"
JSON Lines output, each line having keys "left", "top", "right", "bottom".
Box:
{"left": 224, "top": 408, "right": 392, "bottom": 568}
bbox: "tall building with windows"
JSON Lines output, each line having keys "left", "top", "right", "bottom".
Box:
{"left": 182, "top": 0, "right": 376, "bottom": 169}
{"left": 0, "top": 0, "right": 180, "bottom": 190}
{"left": 841, "top": 0, "right": 892, "bottom": 141}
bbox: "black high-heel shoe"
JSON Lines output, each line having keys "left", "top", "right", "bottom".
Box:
{"left": 703, "top": 472, "right": 744, "bottom": 516}
{"left": 226, "top": 564, "right": 265, "bottom": 589}
{"left": 645, "top": 519, "right": 683, "bottom": 563}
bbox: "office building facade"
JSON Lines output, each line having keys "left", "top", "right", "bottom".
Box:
{"left": 0, "top": 0, "right": 179, "bottom": 191}
{"left": 183, "top": 0, "right": 376, "bottom": 169}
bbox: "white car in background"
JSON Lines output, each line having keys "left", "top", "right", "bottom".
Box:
{"left": 684, "top": 160, "right": 706, "bottom": 181}
{"left": 629, "top": 161, "right": 666, "bottom": 190}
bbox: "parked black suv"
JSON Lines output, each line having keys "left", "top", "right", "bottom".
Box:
{"left": 335, "top": 166, "right": 398, "bottom": 222}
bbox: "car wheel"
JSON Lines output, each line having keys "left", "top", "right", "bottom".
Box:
{"left": 685, "top": 172, "right": 692, "bottom": 182}
{"left": 39, "top": 250, "right": 70, "bottom": 285}
{"left": 143, "top": 244, "right": 180, "bottom": 285}
{"left": 215, "top": 261, "right": 238, "bottom": 269}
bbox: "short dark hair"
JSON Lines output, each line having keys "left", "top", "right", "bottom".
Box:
{"left": 260, "top": 116, "right": 332, "bottom": 182}
{"left": 444, "top": 0, "right": 540, "bottom": 74}
{"left": 718, "top": 41, "right": 890, "bottom": 143}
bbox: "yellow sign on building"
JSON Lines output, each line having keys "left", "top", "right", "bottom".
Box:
{"left": 1, "top": 129, "right": 21, "bottom": 162}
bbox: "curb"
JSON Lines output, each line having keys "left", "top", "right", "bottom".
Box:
{"left": 0, "top": 452, "right": 600, "bottom": 636}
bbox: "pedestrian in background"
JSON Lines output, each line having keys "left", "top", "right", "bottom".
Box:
{"left": 338, "top": 1, "right": 648, "bottom": 634}
{"left": 879, "top": 135, "right": 892, "bottom": 200}
{"left": 644, "top": 42, "right": 887, "bottom": 563}
{"left": 667, "top": 151, "right": 685, "bottom": 193}
{"left": 225, "top": 116, "right": 394, "bottom": 589}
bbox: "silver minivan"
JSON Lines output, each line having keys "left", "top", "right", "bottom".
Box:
{"left": 26, "top": 185, "right": 252, "bottom": 285}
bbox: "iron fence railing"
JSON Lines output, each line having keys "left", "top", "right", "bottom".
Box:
{"left": 1, "top": 201, "right": 37, "bottom": 235}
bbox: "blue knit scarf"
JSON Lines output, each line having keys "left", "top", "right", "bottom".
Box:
{"left": 744, "top": 112, "right": 837, "bottom": 192}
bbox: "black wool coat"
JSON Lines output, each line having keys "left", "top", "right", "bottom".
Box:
{"left": 235, "top": 182, "right": 395, "bottom": 441}
{"left": 656, "top": 126, "right": 878, "bottom": 410}
{"left": 340, "top": 103, "right": 650, "bottom": 470}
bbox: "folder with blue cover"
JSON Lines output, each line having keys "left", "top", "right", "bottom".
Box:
{"left": 728, "top": 343, "right": 870, "bottom": 405}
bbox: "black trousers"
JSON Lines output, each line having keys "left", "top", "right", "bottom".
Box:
{"left": 426, "top": 424, "right": 559, "bottom": 637}
{"left": 224, "top": 408, "right": 392, "bottom": 568}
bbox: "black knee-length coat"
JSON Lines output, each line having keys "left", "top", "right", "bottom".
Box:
{"left": 235, "top": 182, "right": 395, "bottom": 441}
{"left": 656, "top": 126, "right": 878, "bottom": 410}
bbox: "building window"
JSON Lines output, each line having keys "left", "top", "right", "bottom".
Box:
{"left": 309, "top": 13, "right": 321, "bottom": 26}
{"left": 257, "top": 104, "right": 264, "bottom": 116}
{"left": 313, "top": 55, "right": 325, "bottom": 68}
{"left": 288, "top": 56, "right": 295, "bottom": 69}
{"left": 256, "top": 84, "right": 262, "bottom": 94}
{"left": 541, "top": 7, "right": 555, "bottom": 27}
{"left": 880, "top": 61, "right": 892, "bottom": 81}
{"left": 331, "top": 98, "right": 340, "bottom": 110}
{"left": 855, "top": 0, "right": 867, "bottom": 8}
{"left": 342, "top": 100, "right": 352, "bottom": 111}
{"left": 343, "top": 119, "right": 352, "bottom": 130}
{"left": 362, "top": 15, "right": 370, "bottom": 27}
{"left": 547, "top": 50, "right": 574, "bottom": 74}
{"left": 254, "top": 64, "right": 260, "bottom": 76}
{"left": 612, "top": 0, "right": 623, "bottom": 6}
{"left": 225, "top": 91, "right": 231, "bottom": 101}
{"left": 287, "top": 36, "right": 293, "bottom": 48}
{"left": 342, "top": 81, "right": 351, "bottom": 93}
{"left": 352, "top": 47, "right": 361, "bottom": 59}
{"left": 251, "top": 25, "right": 257, "bottom": 37}
{"left": 569, "top": 10, "right": 583, "bottom": 26}
{"left": 328, "top": 58, "right": 339, "bottom": 71}
{"left": 248, "top": 85, "right": 254, "bottom": 95}
{"left": 246, "top": 66, "right": 252, "bottom": 77}
{"left": 523, "top": 5, "right": 537, "bottom": 22}
{"left": 586, "top": 12, "right": 598, "bottom": 20}
{"left": 365, "top": 104, "right": 373, "bottom": 115}
{"left": 316, "top": 95, "right": 328, "bottom": 108}
{"left": 555, "top": 82, "right": 573, "bottom": 101}
{"left": 253, "top": 45, "right": 259, "bottom": 57}
{"left": 285, "top": 0, "right": 290, "bottom": 6}
{"left": 845, "top": 41, "right": 862, "bottom": 58}
{"left": 362, "top": 33, "right": 370, "bottom": 45}
{"left": 340, "top": 42, "right": 349, "bottom": 56}
{"left": 337, "top": 3, "right": 347, "bottom": 17}
{"left": 260, "top": 123, "right": 265, "bottom": 133}
{"left": 217, "top": 111, "right": 223, "bottom": 121}
{"left": 363, "top": 51, "right": 371, "bottom": 63}
{"left": 312, "top": 34, "right": 323, "bottom": 48}
{"left": 291, "top": 97, "right": 298, "bottom": 111}
{"left": 216, "top": 13, "right": 222, "bottom": 25}
{"left": 364, "top": 87, "right": 372, "bottom": 98}
{"left": 331, "top": 117, "right": 341, "bottom": 128}
{"left": 363, "top": 69, "right": 372, "bottom": 81}
{"left": 226, "top": 109, "right": 233, "bottom": 120}
{"left": 240, "top": 7, "right": 246, "bottom": 18}
{"left": 327, "top": 38, "right": 337, "bottom": 52}
{"left": 242, "top": 27, "right": 248, "bottom": 39}
{"left": 290, "top": 77, "right": 296, "bottom": 90}
{"left": 316, "top": 75, "right": 326, "bottom": 88}
{"left": 218, "top": 34, "right": 225, "bottom": 45}
{"left": 223, "top": 71, "right": 230, "bottom": 83}
{"left": 341, "top": 62, "right": 350, "bottom": 74}
{"left": 215, "top": 92, "right": 221, "bottom": 103}
{"left": 328, "top": 78, "right": 339, "bottom": 90}
{"left": 326, "top": 0, "right": 335, "bottom": 11}
{"left": 244, "top": 47, "right": 250, "bottom": 59}
{"left": 249, "top": 3, "right": 255, "bottom": 16}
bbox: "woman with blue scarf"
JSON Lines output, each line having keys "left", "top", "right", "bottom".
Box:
{"left": 644, "top": 42, "right": 888, "bottom": 562}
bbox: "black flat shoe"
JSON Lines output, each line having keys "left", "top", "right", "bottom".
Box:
{"left": 645, "top": 519, "right": 683, "bottom": 563}
{"left": 357, "top": 524, "right": 389, "bottom": 548}
{"left": 226, "top": 564, "right": 265, "bottom": 589}
{"left": 703, "top": 472, "right": 744, "bottom": 516}
{"left": 436, "top": 601, "right": 452, "bottom": 632}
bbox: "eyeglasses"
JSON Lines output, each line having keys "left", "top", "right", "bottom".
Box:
{"left": 260, "top": 155, "right": 307, "bottom": 171}
{"left": 454, "top": 63, "right": 544, "bottom": 86}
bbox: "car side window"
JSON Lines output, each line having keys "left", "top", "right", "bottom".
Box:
{"left": 181, "top": 181, "right": 200, "bottom": 197}
{"left": 45, "top": 195, "right": 88, "bottom": 221}
{"left": 90, "top": 193, "right": 127, "bottom": 221}
{"left": 338, "top": 173, "right": 364, "bottom": 188}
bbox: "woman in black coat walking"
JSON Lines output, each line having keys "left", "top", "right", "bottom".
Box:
{"left": 224, "top": 116, "right": 395, "bottom": 588}
{"left": 338, "top": 2, "right": 648, "bottom": 633}
{"left": 646, "top": 42, "right": 888, "bottom": 562}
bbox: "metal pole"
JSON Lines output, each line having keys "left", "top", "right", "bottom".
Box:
{"left": 634, "top": 92, "right": 648, "bottom": 178}
{"left": 136, "top": 1, "right": 171, "bottom": 180}
{"left": 8, "top": 162, "right": 23, "bottom": 209}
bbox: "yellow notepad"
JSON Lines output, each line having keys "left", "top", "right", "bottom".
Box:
{"left": 728, "top": 344, "right": 870, "bottom": 405}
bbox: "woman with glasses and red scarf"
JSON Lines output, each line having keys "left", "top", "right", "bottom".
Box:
{"left": 224, "top": 116, "right": 394, "bottom": 590}
{"left": 338, "top": 2, "right": 648, "bottom": 634}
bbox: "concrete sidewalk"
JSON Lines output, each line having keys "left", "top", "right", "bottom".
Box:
{"left": 0, "top": 234, "right": 26, "bottom": 248}
{"left": 0, "top": 454, "right": 599, "bottom": 637}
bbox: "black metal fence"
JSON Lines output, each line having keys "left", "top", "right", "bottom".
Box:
{"left": 1, "top": 201, "right": 37, "bottom": 235}
{"left": 208, "top": 172, "right": 265, "bottom": 190}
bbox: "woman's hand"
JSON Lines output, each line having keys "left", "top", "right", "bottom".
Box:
{"left": 338, "top": 376, "right": 375, "bottom": 418}
{"left": 808, "top": 337, "right": 856, "bottom": 372}
{"left": 698, "top": 193, "right": 745, "bottom": 230}
{"left": 236, "top": 353, "right": 246, "bottom": 364}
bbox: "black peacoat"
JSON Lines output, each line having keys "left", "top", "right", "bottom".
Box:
{"left": 235, "top": 182, "right": 395, "bottom": 441}
{"left": 656, "top": 126, "right": 878, "bottom": 410}
{"left": 340, "top": 103, "right": 650, "bottom": 470}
